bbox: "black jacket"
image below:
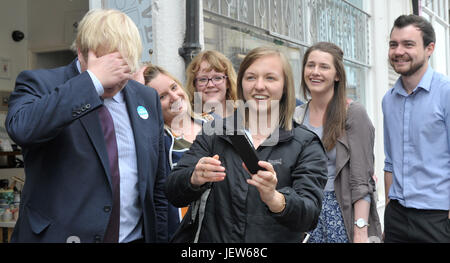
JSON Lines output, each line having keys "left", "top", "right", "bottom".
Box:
{"left": 166, "top": 116, "right": 327, "bottom": 242}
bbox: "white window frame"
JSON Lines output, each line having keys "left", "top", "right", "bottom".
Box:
{"left": 421, "top": 0, "right": 450, "bottom": 76}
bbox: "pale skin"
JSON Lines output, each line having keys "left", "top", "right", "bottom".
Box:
{"left": 195, "top": 61, "right": 230, "bottom": 117}
{"left": 388, "top": 25, "right": 434, "bottom": 94}
{"left": 304, "top": 50, "right": 370, "bottom": 242}
{"left": 77, "top": 49, "right": 132, "bottom": 99}
{"left": 190, "top": 54, "right": 286, "bottom": 214}
{"left": 147, "top": 71, "right": 202, "bottom": 144}
{"left": 134, "top": 65, "right": 203, "bottom": 143}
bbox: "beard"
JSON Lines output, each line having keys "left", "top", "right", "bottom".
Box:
{"left": 390, "top": 55, "right": 426, "bottom": 77}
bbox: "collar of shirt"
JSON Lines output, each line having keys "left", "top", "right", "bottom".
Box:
{"left": 105, "top": 90, "right": 125, "bottom": 104}
{"left": 392, "top": 66, "right": 434, "bottom": 96}
{"left": 76, "top": 59, "right": 82, "bottom": 73}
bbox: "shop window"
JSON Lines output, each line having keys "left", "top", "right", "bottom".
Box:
{"left": 204, "top": 14, "right": 304, "bottom": 99}
{"left": 203, "top": 0, "right": 370, "bottom": 105}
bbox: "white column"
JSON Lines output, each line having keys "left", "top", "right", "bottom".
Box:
{"left": 369, "top": 0, "right": 412, "bottom": 231}
{"left": 152, "top": 0, "right": 187, "bottom": 83}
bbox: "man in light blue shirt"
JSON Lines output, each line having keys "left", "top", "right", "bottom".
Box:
{"left": 383, "top": 14, "right": 450, "bottom": 243}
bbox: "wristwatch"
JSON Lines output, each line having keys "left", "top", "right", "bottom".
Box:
{"left": 354, "top": 218, "right": 369, "bottom": 228}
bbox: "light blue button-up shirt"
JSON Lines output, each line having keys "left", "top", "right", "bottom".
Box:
{"left": 382, "top": 66, "right": 450, "bottom": 210}
{"left": 77, "top": 61, "right": 142, "bottom": 242}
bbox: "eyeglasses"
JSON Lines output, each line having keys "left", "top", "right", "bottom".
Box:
{"left": 195, "top": 75, "right": 227, "bottom": 87}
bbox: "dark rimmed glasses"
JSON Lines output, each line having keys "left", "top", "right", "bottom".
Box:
{"left": 195, "top": 75, "right": 227, "bottom": 88}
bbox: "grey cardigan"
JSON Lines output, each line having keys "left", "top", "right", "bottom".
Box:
{"left": 293, "top": 101, "right": 382, "bottom": 242}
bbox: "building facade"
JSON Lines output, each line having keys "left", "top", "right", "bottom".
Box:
{"left": 0, "top": 0, "right": 448, "bottom": 233}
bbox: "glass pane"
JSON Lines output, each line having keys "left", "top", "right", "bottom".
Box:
{"left": 309, "top": 0, "right": 369, "bottom": 65}
{"left": 344, "top": 63, "right": 366, "bottom": 104}
{"left": 204, "top": 18, "right": 367, "bottom": 104}
{"left": 204, "top": 19, "right": 304, "bottom": 100}
{"left": 345, "top": 0, "right": 363, "bottom": 9}
{"left": 203, "top": 0, "right": 370, "bottom": 105}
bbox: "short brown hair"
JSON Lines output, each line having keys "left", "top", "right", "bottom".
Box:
{"left": 391, "top": 14, "right": 436, "bottom": 48}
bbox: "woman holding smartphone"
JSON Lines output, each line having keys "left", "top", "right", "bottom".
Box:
{"left": 166, "top": 47, "right": 328, "bottom": 242}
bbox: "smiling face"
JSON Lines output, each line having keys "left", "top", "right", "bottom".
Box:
{"left": 303, "top": 50, "right": 339, "bottom": 98}
{"left": 242, "top": 54, "right": 284, "bottom": 116}
{"left": 194, "top": 60, "right": 228, "bottom": 107}
{"left": 389, "top": 25, "right": 434, "bottom": 77}
{"left": 148, "top": 73, "right": 188, "bottom": 125}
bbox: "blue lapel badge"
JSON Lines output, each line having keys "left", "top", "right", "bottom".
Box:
{"left": 137, "top": 106, "right": 149, "bottom": 120}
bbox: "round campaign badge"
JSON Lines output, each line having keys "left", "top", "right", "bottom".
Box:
{"left": 137, "top": 106, "right": 149, "bottom": 119}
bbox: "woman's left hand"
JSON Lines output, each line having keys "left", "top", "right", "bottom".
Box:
{"left": 244, "top": 161, "right": 285, "bottom": 213}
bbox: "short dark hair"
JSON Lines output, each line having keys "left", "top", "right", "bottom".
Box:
{"left": 391, "top": 14, "right": 436, "bottom": 47}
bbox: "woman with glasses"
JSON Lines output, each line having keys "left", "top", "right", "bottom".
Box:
{"left": 166, "top": 47, "right": 327, "bottom": 242}
{"left": 185, "top": 50, "right": 238, "bottom": 117}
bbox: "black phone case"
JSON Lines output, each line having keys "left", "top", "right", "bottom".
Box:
{"left": 228, "top": 133, "right": 263, "bottom": 174}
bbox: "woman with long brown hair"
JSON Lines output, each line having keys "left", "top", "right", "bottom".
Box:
{"left": 294, "top": 42, "right": 382, "bottom": 243}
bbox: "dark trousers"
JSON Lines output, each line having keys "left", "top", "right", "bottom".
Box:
{"left": 384, "top": 200, "right": 450, "bottom": 243}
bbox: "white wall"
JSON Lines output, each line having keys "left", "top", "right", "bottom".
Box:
{"left": 368, "top": 0, "right": 412, "bottom": 230}
{"left": 151, "top": 0, "right": 186, "bottom": 84}
{"left": 89, "top": 0, "right": 187, "bottom": 84}
{"left": 0, "top": 0, "right": 28, "bottom": 92}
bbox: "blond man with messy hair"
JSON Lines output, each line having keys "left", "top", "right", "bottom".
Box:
{"left": 72, "top": 8, "right": 142, "bottom": 98}
{"left": 6, "top": 9, "right": 168, "bottom": 243}
{"left": 72, "top": 9, "right": 142, "bottom": 73}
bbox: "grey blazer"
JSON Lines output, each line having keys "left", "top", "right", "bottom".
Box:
{"left": 293, "top": 101, "right": 382, "bottom": 242}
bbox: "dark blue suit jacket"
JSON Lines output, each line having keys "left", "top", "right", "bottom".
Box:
{"left": 5, "top": 60, "right": 168, "bottom": 243}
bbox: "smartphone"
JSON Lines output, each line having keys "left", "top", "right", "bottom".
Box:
{"left": 228, "top": 133, "right": 264, "bottom": 174}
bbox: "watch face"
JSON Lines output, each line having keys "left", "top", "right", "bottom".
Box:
{"left": 356, "top": 218, "right": 366, "bottom": 228}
